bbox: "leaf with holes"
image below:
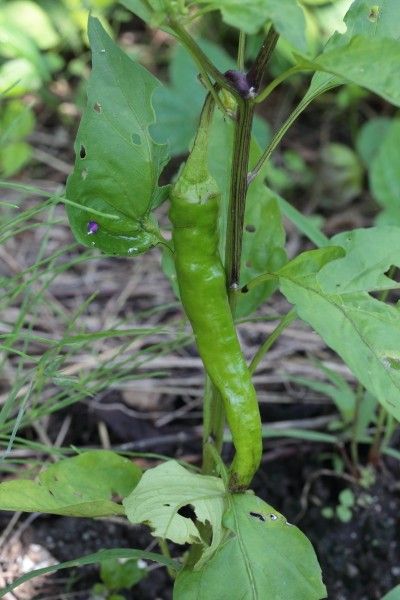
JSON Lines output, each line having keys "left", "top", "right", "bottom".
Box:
{"left": 66, "top": 17, "right": 169, "bottom": 257}
{"left": 0, "top": 451, "right": 141, "bottom": 517}
{"left": 277, "top": 248, "right": 400, "bottom": 421}
{"left": 317, "top": 226, "right": 400, "bottom": 293}
{"left": 174, "top": 493, "right": 326, "bottom": 599}
{"left": 123, "top": 461, "right": 225, "bottom": 568}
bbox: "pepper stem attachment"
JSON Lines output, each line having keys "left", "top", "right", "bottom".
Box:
{"left": 179, "top": 91, "right": 215, "bottom": 184}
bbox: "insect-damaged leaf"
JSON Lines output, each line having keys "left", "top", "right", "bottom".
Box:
{"left": 123, "top": 461, "right": 225, "bottom": 569}
{"left": 174, "top": 493, "right": 326, "bottom": 600}
{"left": 66, "top": 17, "right": 169, "bottom": 257}
{"left": 0, "top": 451, "right": 141, "bottom": 517}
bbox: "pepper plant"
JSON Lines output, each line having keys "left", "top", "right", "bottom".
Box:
{"left": 2, "top": 1, "right": 400, "bottom": 598}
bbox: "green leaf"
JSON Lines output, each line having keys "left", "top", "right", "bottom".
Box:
{"left": 263, "top": 0, "right": 308, "bottom": 52}
{"left": 382, "top": 585, "right": 400, "bottom": 600}
{"left": 123, "top": 461, "right": 225, "bottom": 568}
{"left": 369, "top": 119, "right": 400, "bottom": 225}
{"left": 318, "top": 143, "right": 363, "bottom": 206}
{"left": 240, "top": 193, "right": 286, "bottom": 317}
{"left": 289, "top": 360, "right": 356, "bottom": 424}
{"left": 100, "top": 557, "right": 147, "bottom": 590}
{"left": 66, "top": 17, "right": 169, "bottom": 257}
{"left": 36, "top": 0, "right": 82, "bottom": 52}
{"left": 0, "top": 21, "right": 51, "bottom": 81}
{"left": 336, "top": 504, "right": 352, "bottom": 523}
{"left": 120, "top": 0, "right": 183, "bottom": 27}
{"left": 0, "top": 57, "right": 42, "bottom": 96}
{"left": 0, "top": 141, "right": 32, "bottom": 177}
{"left": 338, "top": 488, "right": 354, "bottom": 507}
{"left": 304, "top": 0, "right": 400, "bottom": 103}
{"left": 0, "top": 548, "right": 178, "bottom": 598}
{"left": 0, "top": 450, "right": 142, "bottom": 517}
{"left": 119, "top": 0, "right": 160, "bottom": 23}
{"left": 356, "top": 117, "right": 392, "bottom": 166}
{"left": 277, "top": 248, "right": 400, "bottom": 421}
{"left": 174, "top": 493, "right": 326, "bottom": 600}
{"left": 342, "top": 0, "right": 400, "bottom": 40}
{"left": 0, "top": 100, "right": 35, "bottom": 143}
{"left": 354, "top": 391, "right": 377, "bottom": 441}
{"left": 316, "top": 226, "right": 400, "bottom": 293}
{"left": 275, "top": 193, "right": 328, "bottom": 247}
{"left": 279, "top": 245, "right": 346, "bottom": 277}
{"left": 196, "top": 0, "right": 307, "bottom": 51}
{"left": 302, "top": 35, "right": 400, "bottom": 107}
{"left": 300, "top": 0, "right": 338, "bottom": 5}
{"left": 262, "top": 426, "right": 338, "bottom": 444}
{"left": 1, "top": 1, "right": 60, "bottom": 50}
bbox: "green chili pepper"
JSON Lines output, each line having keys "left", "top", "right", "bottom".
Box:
{"left": 169, "top": 94, "right": 262, "bottom": 491}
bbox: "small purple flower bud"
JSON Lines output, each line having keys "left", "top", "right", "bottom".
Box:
{"left": 224, "top": 70, "right": 257, "bottom": 99}
{"left": 87, "top": 220, "right": 99, "bottom": 235}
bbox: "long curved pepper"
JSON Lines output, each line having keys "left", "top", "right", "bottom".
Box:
{"left": 169, "top": 93, "right": 262, "bottom": 491}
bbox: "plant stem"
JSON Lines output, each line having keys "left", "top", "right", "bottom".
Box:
{"left": 248, "top": 81, "right": 337, "bottom": 185}
{"left": 202, "top": 377, "right": 225, "bottom": 476}
{"left": 350, "top": 382, "right": 363, "bottom": 470}
{"left": 368, "top": 404, "right": 387, "bottom": 465}
{"left": 225, "top": 27, "right": 279, "bottom": 297}
{"left": 365, "top": 268, "right": 397, "bottom": 465}
{"left": 157, "top": 538, "right": 175, "bottom": 580}
{"left": 381, "top": 413, "right": 395, "bottom": 451}
{"left": 168, "top": 18, "right": 241, "bottom": 100}
{"left": 255, "top": 66, "right": 309, "bottom": 104}
{"left": 237, "top": 30, "right": 246, "bottom": 70}
{"left": 224, "top": 98, "right": 254, "bottom": 296}
{"left": 249, "top": 308, "right": 297, "bottom": 374}
{"left": 247, "top": 27, "right": 279, "bottom": 89}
